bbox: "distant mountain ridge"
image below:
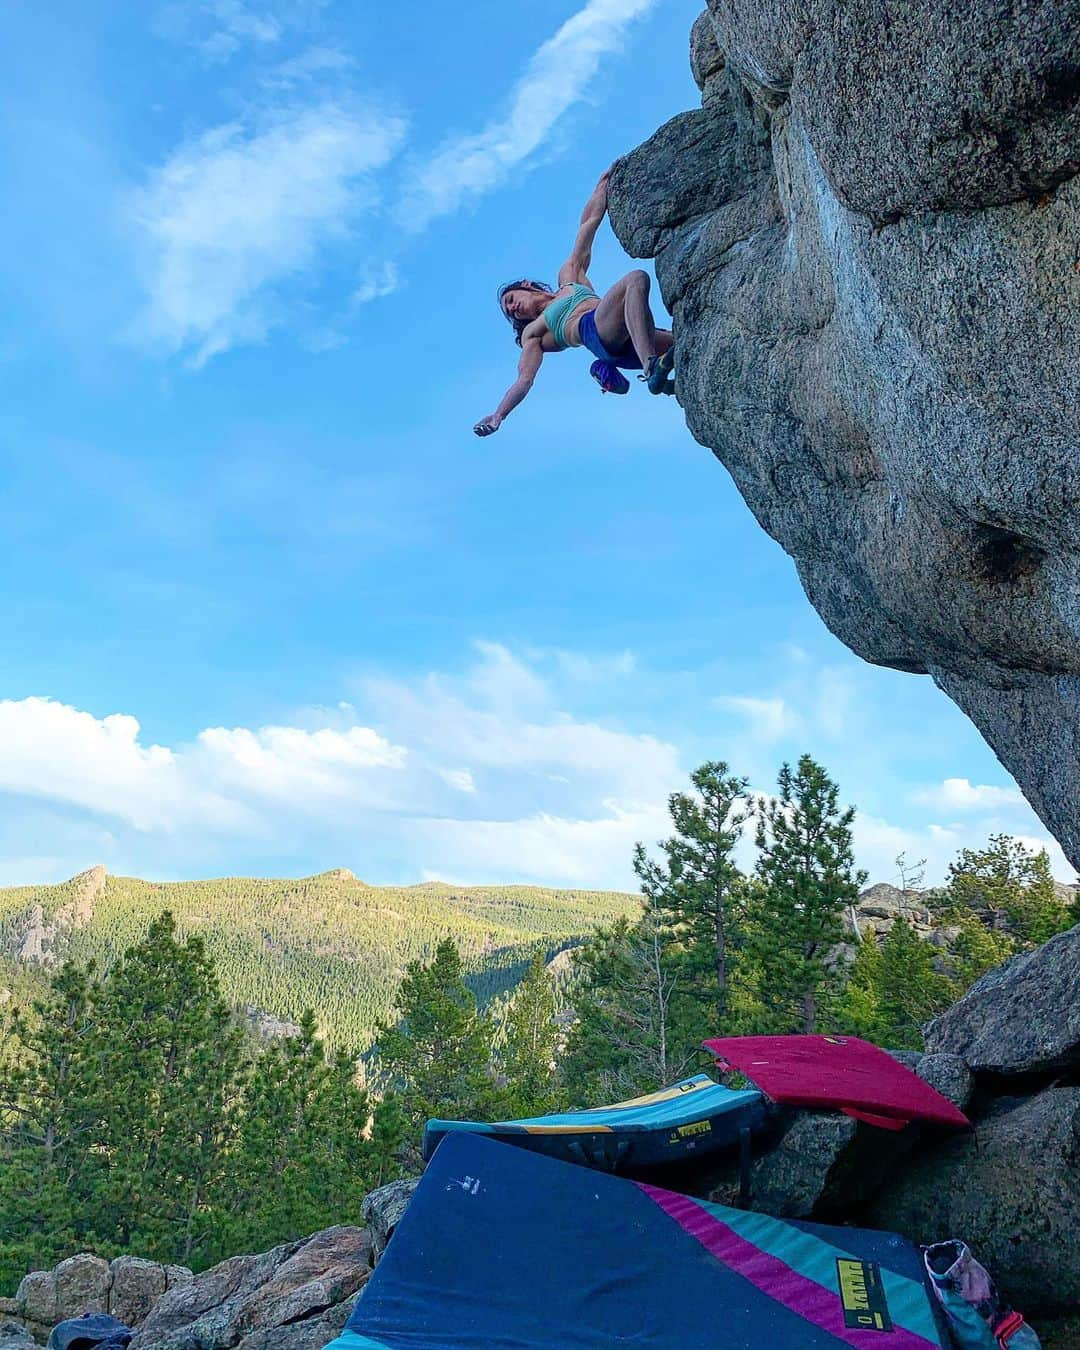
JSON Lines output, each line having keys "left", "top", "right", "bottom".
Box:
{"left": 0, "top": 867, "right": 638, "bottom": 1051}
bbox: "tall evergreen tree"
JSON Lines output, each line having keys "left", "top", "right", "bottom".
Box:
{"left": 750, "top": 755, "right": 866, "bottom": 1032}
{"left": 501, "top": 952, "right": 558, "bottom": 1116}
{"left": 942, "top": 836, "right": 1070, "bottom": 947}
{"left": 636, "top": 762, "right": 750, "bottom": 1022}
{"left": 559, "top": 905, "right": 702, "bottom": 1104}
{"left": 86, "top": 914, "right": 245, "bottom": 1263}
{"left": 216, "top": 1011, "right": 397, "bottom": 1259}
{"left": 0, "top": 964, "right": 94, "bottom": 1288}
{"left": 838, "top": 920, "right": 956, "bottom": 1049}
{"left": 374, "top": 940, "right": 497, "bottom": 1140}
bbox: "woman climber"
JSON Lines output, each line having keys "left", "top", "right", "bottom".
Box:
{"left": 473, "top": 166, "right": 675, "bottom": 437}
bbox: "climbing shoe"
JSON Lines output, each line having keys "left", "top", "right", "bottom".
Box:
{"left": 643, "top": 349, "right": 675, "bottom": 395}
{"left": 590, "top": 359, "right": 630, "bottom": 395}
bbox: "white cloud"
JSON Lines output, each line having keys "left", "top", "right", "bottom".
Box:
{"left": 352, "top": 260, "right": 399, "bottom": 306}
{"left": 0, "top": 645, "right": 683, "bottom": 888}
{"left": 195, "top": 723, "right": 407, "bottom": 800}
{"left": 401, "top": 0, "right": 659, "bottom": 228}
{"left": 200, "top": 1, "right": 283, "bottom": 62}
{"left": 366, "top": 642, "right": 681, "bottom": 807}
{"left": 0, "top": 697, "right": 246, "bottom": 833}
{"left": 3, "top": 647, "right": 1074, "bottom": 890}
{"left": 156, "top": 1, "right": 330, "bottom": 64}
{"left": 715, "top": 695, "right": 797, "bottom": 745}
{"left": 131, "top": 99, "right": 406, "bottom": 364}
{"left": 814, "top": 666, "right": 857, "bottom": 739}
{"left": 913, "top": 777, "right": 1027, "bottom": 812}
{"left": 418, "top": 800, "right": 668, "bottom": 889}
{"left": 0, "top": 697, "right": 407, "bottom": 838}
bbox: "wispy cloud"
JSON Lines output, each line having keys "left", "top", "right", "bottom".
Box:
{"left": 352, "top": 260, "right": 400, "bottom": 306}
{"left": 714, "top": 694, "right": 796, "bottom": 745}
{"left": 130, "top": 99, "right": 406, "bottom": 364}
{"left": 199, "top": 1, "right": 283, "bottom": 62}
{"left": 156, "top": 0, "right": 329, "bottom": 65}
{"left": 912, "top": 777, "right": 1028, "bottom": 813}
{"left": 401, "top": 0, "right": 660, "bottom": 229}
{"left": 3, "top": 646, "right": 1071, "bottom": 889}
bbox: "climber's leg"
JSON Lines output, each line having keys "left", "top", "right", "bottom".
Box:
{"left": 593, "top": 270, "right": 656, "bottom": 369}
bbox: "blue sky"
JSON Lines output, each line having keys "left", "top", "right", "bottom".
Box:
{"left": 0, "top": 0, "right": 1070, "bottom": 890}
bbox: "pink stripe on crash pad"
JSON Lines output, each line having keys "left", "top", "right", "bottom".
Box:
{"left": 704, "top": 1035, "right": 970, "bottom": 1129}
{"left": 638, "top": 1185, "right": 940, "bottom": 1350}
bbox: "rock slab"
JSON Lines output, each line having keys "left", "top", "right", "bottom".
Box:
{"left": 608, "top": 3, "right": 1080, "bottom": 871}
{"left": 131, "top": 1226, "right": 371, "bottom": 1350}
{"left": 361, "top": 1178, "right": 419, "bottom": 1263}
{"left": 869, "top": 1087, "right": 1080, "bottom": 1315}
{"left": 924, "top": 923, "right": 1080, "bottom": 1077}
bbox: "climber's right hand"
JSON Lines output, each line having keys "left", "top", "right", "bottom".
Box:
{"left": 474, "top": 414, "right": 502, "bottom": 437}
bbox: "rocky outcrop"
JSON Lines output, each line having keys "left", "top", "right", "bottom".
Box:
{"left": 239, "top": 1008, "right": 303, "bottom": 1043}
{"left": 704, "top": 938, "right": 1077, "bottom": 1319}
{"left": 360, "top": 1179, "right": 419, "bottom": 1263}
{"left": 608, "top": 2, "right": 1080, "bottom": 870}
{"left": 7, "top": 1233, "right": 368, "bottom": 1350}
{"left": 0, "top": 1321, "right": 37, "bottom": 1350}
{"left": 869, "top": 1088, "right": 1080, "bottom": 1315}
{"left": 924, "top": 922, "right": 1080, "bottom": 1075}
{"left": 129, "top": 1227, "right": 370, "bottom": 1350}
{"left": 12, "top": 868, "right": 107, "bottom": 966}
{"left": 707, "top": 1049, "right": 973, "bottom": 1219}
{"left": 12, "top": 1258, "right": 192, "bottom": 1345}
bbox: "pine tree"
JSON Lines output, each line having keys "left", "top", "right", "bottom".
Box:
{"left": 85, "top": 914, "right": 245, "bottom": 1264}
{"left": 934, "top": 837, "right": 1069, "bottom": 966}
{"left": 838, "top": 921, "right": 956, "bottom": 1049}
{"left": 750, "top": 755, "right": 867, "bottom": 1032}
{"left": 636, "top": 762, "right": 750, "bottom": 1022}
{"left": 0, "top": 964, "right": 94, "bottom": 1287}
{"left": 501, "top": 952, "right": 558, "bottom": 1116}
{"left": 373, "top": 940, "right": 497, "bottom": 1141}
{"left": 216, "top": 1011, "right": 386, "bottom": 1259}
{"left": 559, "top": 907, "right": 702, "bottom": 1104}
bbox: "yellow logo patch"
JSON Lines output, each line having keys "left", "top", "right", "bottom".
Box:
{"left": 836, "top": 1258, "right": 892, "bottom": 1332}
{"left": 669, "top": 1119, "right": 712, "bottom": 1141}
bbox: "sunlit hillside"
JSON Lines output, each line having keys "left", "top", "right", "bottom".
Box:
{"left": 0, "top": 867, "right": 638, "bottom": 1051}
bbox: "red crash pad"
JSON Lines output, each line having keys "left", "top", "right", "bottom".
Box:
{"left": 704, "top": 1034, "right": 970, "bottom": 1130}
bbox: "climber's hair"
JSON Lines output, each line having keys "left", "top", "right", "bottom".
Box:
{"left": 497, "top": 278, "right": 553, "bottom": 346}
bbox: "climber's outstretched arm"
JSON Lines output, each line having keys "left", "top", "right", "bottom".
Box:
{"left": 557, "top": 165, "right": 614, "bottom": 288}
{"left": 474, "top": 338, "right": 544, "bottom": 436}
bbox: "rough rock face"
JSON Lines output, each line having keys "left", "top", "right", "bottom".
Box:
{"left": 130, "top": 1227, "right": 371, "bottom": 1350}
{"left": 924, "top": 921, "right": 1080, "bottom": 1074}
{"left": 14, "top": 1257, "right": 192, "bottom": 1342}
{"left": 13, "top": 867, "right": 107, "bottom": 965}
{"left": 0, "top": 1321, "right": 37, "bottom": 1350}
{"left": 608, "top": 2, "right": 1080, "bottom": 869}
{"left": 710, "top": 1049, "right": 973, "bottom": 1219}
{"left": 361, "top": 1178, "right": 419, "bottom": 1263}
{"left": 869, "top": 1087, "right": 1080, "bottom": 1314}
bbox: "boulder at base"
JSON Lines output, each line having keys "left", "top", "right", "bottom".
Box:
{"left": 924, "top": 924, "right": 1080, "bottom": 1077}
{"left": 868, "top": 1086, "right": 1080, "bottom": 1314}
{"left": 130, "top": 1227, "right": 371, "bottom": 1350}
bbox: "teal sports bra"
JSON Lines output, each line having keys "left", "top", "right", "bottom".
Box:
{"left": 542, "top": 283, "right": 598, "bottom": 349}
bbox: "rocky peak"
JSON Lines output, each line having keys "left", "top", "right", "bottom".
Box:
{"left": 12, "top": 866, "right": 107, "bottom": 966}
{"left": 608, "top": 3, "right": 1080, "bottom": 872}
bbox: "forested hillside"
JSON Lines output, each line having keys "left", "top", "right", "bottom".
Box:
{"left": 0, "top": 868, "right": 636, "bottom": 1051}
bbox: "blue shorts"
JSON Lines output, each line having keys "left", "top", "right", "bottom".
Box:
{"left": 578, "top": 309, "right": 642, "bottom": 370}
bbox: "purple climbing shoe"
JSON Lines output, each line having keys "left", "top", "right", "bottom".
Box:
{"left": 590, "top": 359, "right": 630, "bottom": 395}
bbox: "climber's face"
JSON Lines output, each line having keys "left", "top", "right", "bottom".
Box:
{"left": 502, "top": 287, "right": 547, "bottom": 323}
